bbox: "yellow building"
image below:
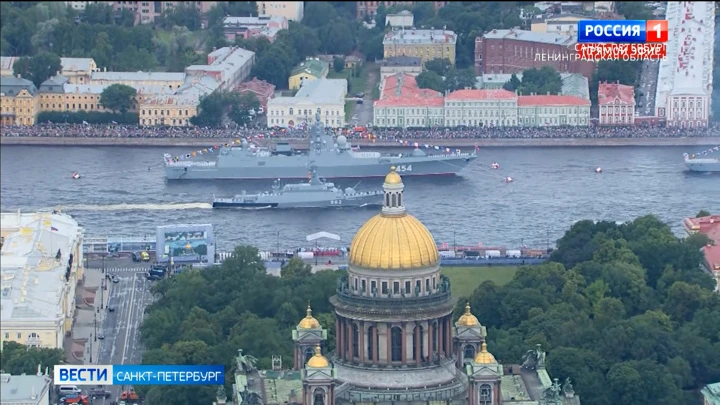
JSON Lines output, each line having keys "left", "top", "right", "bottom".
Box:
{"left": 288, "top": 58, "right": 329, "bottom": 91}
{"left": 257, "top": 1, "right": 304, "bottom": 21}
{"left": 0, "top": 57, "right": 97, "bottom": 84}
{"left": 138, "top": 76, "right": 220, "bottom": 127}
{"left": 382, "top": 29, "right": 457, "bottom": 65}
{"left": 0, "top": 211, "right": 84, "bottom": 349}
{"left": 0, "top": 76, "right": 40, "bottom": 126}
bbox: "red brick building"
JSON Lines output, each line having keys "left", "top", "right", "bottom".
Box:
{"left": 356, "top": 1, "right": 446, "bottom": 19}
{"left": 236, "top": 77, "right": 276, "bottom": 110}
{"left": 597, "top": 81, "right": 635, "bottom": 125}
{"left": 474, "top": 29, "right": 595, "bottom": 79}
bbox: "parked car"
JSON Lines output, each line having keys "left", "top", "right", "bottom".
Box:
{"left": 112, "top": 275, "right": 120, "bottom": 283}
{"left": 132, "top": 251, "right": 150, "bottom": 262}
{"left": 107, "top": 306, "right": 115, "bottom": 312}
{"left": 89, "top": 388, "right": 112, "bottom": 398}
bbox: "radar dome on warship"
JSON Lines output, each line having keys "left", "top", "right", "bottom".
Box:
{"left": 165, "top": 112, "right": 477, "bottom": 180}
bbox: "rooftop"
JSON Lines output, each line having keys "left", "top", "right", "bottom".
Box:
{"left": 702, "top": 382, "right": 720, "bottom": 405}
{"left": 90, "top": 71, "right": 186, "bottom": 82}
{"left": 446, "top": 89, "right": 518, "bottom": 100}
{"left": 670, "top": 2, "right": 713, "bottom": 96}
{"left": 0, "top": 373, "right": 52, "bottom": 404}
{"left": 518, "top": 95, "right": 590, "bottom": 106}
{"left": 0, "top": 56, "right": 17, "bottom": 71}
{"left": 383, "top": 29, "right": 457, "bottom": 45}
{"left": 259, "top": 370, "right": 303, "bottom": 405}
{"left": 236, "top": 77, "right": 276, "bottom": 95}
{"left": 598, "top": 81, "right": 635, "bottom": 106}
{"left": 269, "top": 78, "right": 347, "bottom": 106}
{"left": 482, "top": 29, "right": 576, "bottom": 46}
{"left": 0, "top": 211, "right": 82, "bottom": 323}
{"left": 374, "top": 73, "right": 444, "bottom": 108}
{"left": 704, "top": 245, "right": 720, "bottom": 272}
{"left": 475, "top": 73, "right": 589, "bottom": 100}
{"left": 223, "top": 15, "right": 287, "bottom": 28}
{"left": 0, "top": 76, "right": 38, "bottom": 96}
{"left": 142, "top": 76, "right": 220, "bottom": 107}
{"left": 186, "top": 47, "right": 255, "bottom": 85}
{"left": 60, "top": 57, "right": 95, "bottom": 72}
{"left": 684, "top": 215, "right": 720, "bottom": 244}
{"left": 290, "top": 59, "right": 329, "bottom": 78}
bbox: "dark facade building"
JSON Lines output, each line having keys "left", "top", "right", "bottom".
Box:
{"left": 474, "top": 29, "right": 596, "bottom": 79}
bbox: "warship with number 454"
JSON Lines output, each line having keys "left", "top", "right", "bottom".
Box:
{"left": 212, "top": 164, "right": 384, "bottom": 208}
{"left": 684, "top": 147, "right": 720, "bottom": 173}
{"left": 165, "top": 113, "right": 477, "bottom": 180}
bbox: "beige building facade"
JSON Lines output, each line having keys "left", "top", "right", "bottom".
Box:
{"left": 0, "top": 76, "right": 40, "bottom": 126}
{"left": 257, "top": 1, "right": 304, "bottom": 21}
{"left": 267, "top": 79, "right": 347, "bottom": 128}
{"left": 0, "top": 57, "right": 98, "bottom": 84}
{"left": 0, "top": 211, "right": 84, "bottom": 349}
{"left": 383, "top": 29, "right": 457, "bottom": 65}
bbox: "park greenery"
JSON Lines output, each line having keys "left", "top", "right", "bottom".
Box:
{"left": 127, "top": 214, "right": 720, "bottom": 405}
{"left": 0, "top": 341, "right": 64, "bottom": 375}
{"left": 99, "top": 84, "right": 137, "bottom": 114}
{"left": 503, "top": 66, "right": 563, "bottom": 96}
{"left": 191, "top": 91, "right": 260, "bottom": 127}
{"left": 416, "top": 58, "right": 477, "bottom": 94}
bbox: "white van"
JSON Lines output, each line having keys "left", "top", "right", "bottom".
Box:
{"left": 58, "top": 385, "right": 82, "bottom": 395}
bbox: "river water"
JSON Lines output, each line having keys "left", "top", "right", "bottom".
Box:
{"left": 1, "top": 145, "right": 717, "bottom": 251}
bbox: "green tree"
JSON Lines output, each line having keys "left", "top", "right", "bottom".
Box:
{"left": 444, "top": 68, "right": 477, "bottom": 92}
{"left": 100, "top": 84, "right": 137, "bottom": 114}
{"left": 515, "top": 66, "right": 562, "bottom": 96}
{"left": 502, "top": 73, "right": 522, "bottom": 92}
{"left": 12, "top": 51, "right": 61, "bottom": 87}
{"left": 251, "top": 47, "right": 293, "bottom": 87}
{"left": 229, "top": 92, "right": 261, "bottom": 127}
{"left": 318, "top": 20, "right": 355, "bottom": 54}
{"left": 90, "top": 32, "right": 113, "bottom": 70}
{"left": 333, "top": 56, "right": 345, "bottom": 73}
{"left": 303, "top": 2, "right": 337, "bottom": 29}
{"left": 424, "top": 58, "right": 453, "bottom": 76}
{"left": 0, "top": 341, "right": 64, "bottom": 375}
{"left": 696, "top": 210, "right": 711, "bottom": 218}
{"left": 416, "top": 70, "right": 445, "bottom": 93}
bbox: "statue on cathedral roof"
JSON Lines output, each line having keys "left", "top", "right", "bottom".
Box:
{"left": 216, "top": 386, "right": 227, "bottom": 401}
{"left": 563, "top": 377, "right": 575, "bottom": 397}
{"left": 542, "top": 378, "right": 562, "bottom": 404}
{"left": 236, "top": 349, "right": 258, "bottom": 373}
{"left": 522, "top": 344, "right": 546, "bottom": 370}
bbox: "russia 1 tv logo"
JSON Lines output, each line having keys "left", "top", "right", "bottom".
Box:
{"left": 577, "top": 20, "right": 668, "bottom": 43}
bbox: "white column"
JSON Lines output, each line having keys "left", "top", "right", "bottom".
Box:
{"left": 422, "top": 321, "right": 430, "bottom": 358}
{"left": 378, "top": 324, "right": 388, "bottom": 362}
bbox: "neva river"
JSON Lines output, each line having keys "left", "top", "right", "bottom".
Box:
{"left": 1, "top": 145, "right": 717, "bottom": 251}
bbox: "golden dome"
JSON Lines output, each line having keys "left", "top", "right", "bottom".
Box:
{"left": 384, "top": 166, "right": 402, "bottom": 185}
{"left": 297, "top": 304, "right": 321, "bottom": 329}
{"left": 349, "top": 213, "right": 439, "bottom": 270}
{"left": 474, "top": 342, "right": 497, "bottom": 364}
{"left": 306, "top": 344, "right": 330, "bottom": 368}
{"left": 457, "top": 302, "right": 480, "bottom": 327}
{"left": 185, "top": 243, "right": 192, "bottom": 249}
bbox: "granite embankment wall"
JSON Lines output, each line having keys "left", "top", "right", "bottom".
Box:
{"left": 1, "top": 136, "right": 719, "bottom": 148}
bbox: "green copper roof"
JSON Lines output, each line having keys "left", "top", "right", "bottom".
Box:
{"left": 702, "top": 382, "right": 720, "bottom": 405}
{"left": 291, "top": 59, "right": 328, "bottom": 78}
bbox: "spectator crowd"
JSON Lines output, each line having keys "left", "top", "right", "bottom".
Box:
{"left": 1, "top": 123, "right": 718, "bottom": 140}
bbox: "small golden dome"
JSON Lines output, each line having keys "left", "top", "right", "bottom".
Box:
{"left": 457, "top": 302, "right": 480, "bottom": 327}
{"left": 349, "top": 213, "right": 439, "bottom": 270}
{"left": 185, "top": 243, "right": 192, "bottom": 249}
{"left": 297, "top": 304, "right": 321, "bottom": 329}
{"left": 474, "top": 342, "right": 497, "bottom": 364}
{"left": 384, "top": 166, "right": 402, "bottom": 185}
{"left": 306, "top": 344, "right": 330, "bottom": 368}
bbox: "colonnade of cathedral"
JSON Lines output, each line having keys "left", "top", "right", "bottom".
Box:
{"left": 334, "top": 315, "right": 454, "bottom": 365}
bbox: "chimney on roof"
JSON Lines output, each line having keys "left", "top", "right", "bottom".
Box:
{"left": 56, "top": 71, "right": 60, "bottom": 77}
{"left": 104, "top": 67, "right": 107, "bottom": 72}
{"left": 16, "top": 74, "right": 21, "bottom": 79}
{"left": 213, "top": 47, "right": 217, "bottom": 52}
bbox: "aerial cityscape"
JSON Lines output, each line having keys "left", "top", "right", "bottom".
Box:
{"left": 0, "top": 1, "right": 719, "bottom": 405}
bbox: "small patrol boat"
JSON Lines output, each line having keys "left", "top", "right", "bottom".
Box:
{"left": 71, "top": 172, "right": 81, "bottom": 179}
{"left": 212, "top": 165, "right": 384, "bottom": 209}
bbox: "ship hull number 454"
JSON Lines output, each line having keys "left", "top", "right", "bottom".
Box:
{"left": 395, "top": 165, "right": 413, "bottom": 172}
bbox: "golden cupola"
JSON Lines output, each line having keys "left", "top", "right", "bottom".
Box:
{"left": 349, "top": 166, "right": 439, "bottom": 270}
{"left": 297, "top": 304, "right": 321, "bottom": 329}
{"left": 456, "top": 302, "right": 480, "bottom": 327}
{"left": 474, "top": 342, "right": 497, "bottom": 364}
{"left": 306, "top": 344, "right": 330, "bottom": 368}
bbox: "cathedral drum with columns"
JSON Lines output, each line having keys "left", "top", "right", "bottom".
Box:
{"left": 292, "top": 167, "right": 580, "bottom": 405}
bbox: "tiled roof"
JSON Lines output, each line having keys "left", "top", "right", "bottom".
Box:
{"left": 63, "top": 84, "right": 107, "bottom": 94}
{"left": 60, "top": 57, "right": 95, "bottom": 72}
{"left": 291, "top": 59, "right": 329, "bottom": 78}
{"left": 446, "top": 89, "right": 517, "bottom": 100}
{"left": 237, "top": 77, "right": 275, "bottom": 95}
{"left": 91, "top": 71, "right": 186, "bottom": 82}
{"left": 374, "top": 73, "right": 444, "bottom": 108}
{"left": 685, "top": 215, "right": 720, "bottom": 243}
{"left": 0, "top": 76, "right": 38, "bottom": 96}
{"left": 483, "top": 29, "right": 575, "bottom": 46}
{"left": 383, "top": 29, "right": 457, "bottom": 45}
{"left": 381, "top": 56, "right": 422, "bottom": 67}
{"left": 270, "top": 79, "right": 347, "bottom": 106}
{"left": 598, "top": 81, "right": 635, "bottom": 106}
{"left": 517, "top": 95, "right": 590, "bottom": 106}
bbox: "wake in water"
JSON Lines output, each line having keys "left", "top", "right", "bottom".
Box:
{"left": 62, "top": 203, "right": 212, "bottom": 211}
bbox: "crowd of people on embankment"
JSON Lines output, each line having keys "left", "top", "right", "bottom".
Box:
{"left": 0, "top": 123, "right": 718, "bottom": 140}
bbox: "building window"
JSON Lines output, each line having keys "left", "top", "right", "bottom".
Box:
{"left": 464, "top": 345, "right": 476, "bottom": 361}
{"left": 405, "top": 281, "right": 411, "bottom": 294}
{"left": 381, "top": 281, "right": 388, "bottom": 294}
{"left": 393, "top": 281, "right": 399, "bottom": 294}
{"left": 313, "top": 389, "right": 325, "bottom": 405}
{"left": 371, "top": 280, "right": 377, "bottom": 293}
{"left": 367, "top": 326, "right": 375, "bottom": 359}
{"left": 479, "top": 384, "right": 492, "bottom": 405}
{"left": 361, "top": 279, "right": 366, "bottom": 292}
{"left": 391, "top": 327, "right": 402, "bottom": 362}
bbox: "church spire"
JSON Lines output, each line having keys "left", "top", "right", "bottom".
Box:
{"left": 381, "top": 166, "right": 406, "bottom": 216}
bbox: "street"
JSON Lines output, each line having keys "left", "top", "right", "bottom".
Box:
{"left": 350, "top": 63, "right": 379, "bottom": 126}
{"left": 637, "top": 59, "right": 660, "bottom": 116}
{"left": 96, "top": 270, "right": 153, "bottom": 403}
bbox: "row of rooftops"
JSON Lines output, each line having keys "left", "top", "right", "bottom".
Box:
{"left": 269, "top": 78, "right": 347, "bottom": 106}
{"left": 0, "top": 211, "right": 82, "bottom": 323}
{"left": 597, "top": 81, "right": 635, "bottom": 106}
{"left": 375, "top": 73, "right": 590, "bottom": 108}
{"left": 480, "top": 28, "right": 576, "bottom": 46}
{"left": 0, "top": 56, "right": 96, "bottom": 73}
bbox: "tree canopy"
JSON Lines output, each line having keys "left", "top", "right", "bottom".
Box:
{"left": 458, "top": 215, "right": 719, "bottom": 405}
{"left": 12, "top": 51, "right": 61, "bottom": 88}
{"left": 190, "top": 90, "right": 260, "bottom": 128}
{"left": 100, "top": 84, "right": 137, "bottom": 114}
{"left": 417, "top": 57, "right": 477, "bottom": 93}
{"left": 503, "top": 66, "right": 563, "bottom": 96}
{"left": 0, "top": 341, "right": 64, "bottom": 375}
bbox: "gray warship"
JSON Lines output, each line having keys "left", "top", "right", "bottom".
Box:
{"left": 684, "top": 149, "right": 720, "bottom": 172}
{"left": 212, "top": 165, "right": 384, "bottom": 209}
{"left": 165, "top": 113, "right": 477, "bottom": 180}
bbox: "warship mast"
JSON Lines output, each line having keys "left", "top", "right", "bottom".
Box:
{"left": 311, "top": 112, "right": 323, "bottom": 155}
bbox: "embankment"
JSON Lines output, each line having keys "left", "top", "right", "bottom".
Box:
{"left": 1, "top": 136, "right": 718, "bottom": 148}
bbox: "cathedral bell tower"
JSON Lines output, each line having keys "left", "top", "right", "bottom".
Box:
{"left": 454, "top": 303, "right": 487, "bottom": 368}
{"left": 292, "top": 304, "right": 327, "bottom": 370}
{"left": 302, "top": 344, "right": 336, "bottom": 405}
{"left": 466, "top": 342, "right": 502, "bottom": 405}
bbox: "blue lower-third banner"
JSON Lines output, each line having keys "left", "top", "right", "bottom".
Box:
{"left": 54, "top": 365, "right": 225, "bottom": 385}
